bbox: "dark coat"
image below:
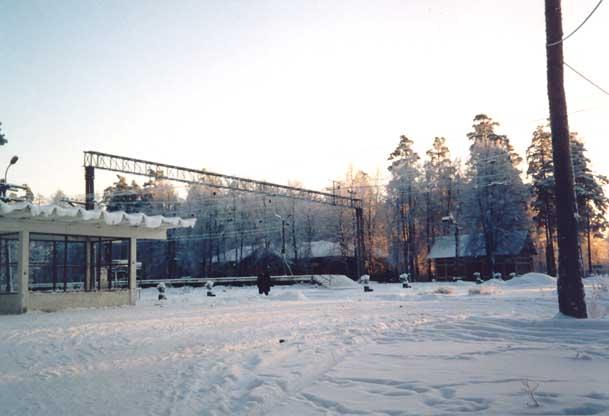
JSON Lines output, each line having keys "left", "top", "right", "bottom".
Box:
{"left": 256, "top": 271, "right": 272, "bottom": 294}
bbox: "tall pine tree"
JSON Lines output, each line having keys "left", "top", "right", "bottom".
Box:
{"left": 387, "top": 135, "right": 421, "bottom": 280}
{"left": 0, "top": 122, "right": 6, "bottom": 146}
{"left": 570, "top": 134, "right": 609, "bottom": 274}
{"left": 423, "top": 137, "right": 457, "bottom": 279}
{"left": 461, "top": 114, "right": 529, "bottom": 278}
{"left": 527, "top": 124, "right": 557, "bottom": 276}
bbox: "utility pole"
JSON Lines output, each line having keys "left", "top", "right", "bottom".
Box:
{"left": 545, "top": 0, "right": 587, "bottom": 318}
{"left": 85, "top": 166, "right": 95, "bottom": 210}
{"left": 281, "top": 218, "right": 286, "bottom": 257}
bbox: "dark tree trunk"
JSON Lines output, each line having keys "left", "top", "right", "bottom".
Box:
{"left": 426, "top": 189, "right": 432, "bottom": 280}
{"left": 367, "top": 205, "right": 374, "bottom": 275}
{"left": 407, "top": 186, "right": 417, "bottom": 280}
{"left": 401, "top": 210, "right": 409, "bottom": 276}
{"left": 587, "top": 216, "right": 593, "bottom": 276}
{"left": 545, "top": 0, "right": 587, "bottom": 317}
{"left": 545, "top": 205, "right": 557, "bottom": 276}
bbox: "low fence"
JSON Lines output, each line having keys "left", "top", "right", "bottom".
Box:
{"left": 137, "top": 275, "right": 320, "bottom": 288}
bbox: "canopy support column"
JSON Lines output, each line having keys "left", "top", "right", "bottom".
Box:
{"left": 129, "top": 238, "right": 137, "bottom": 305}
{"left": 85, "top": 239, "right": 92, "bottom": 291}
{"left": 17, "top": 230, "right": 29, "bottom": 313}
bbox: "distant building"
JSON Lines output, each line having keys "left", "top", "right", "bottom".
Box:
{"left": 427, "top": 230, "right": 537, "bottom": 280}
{"left": 210, "top": 241, "right": 358, "bottom": 278}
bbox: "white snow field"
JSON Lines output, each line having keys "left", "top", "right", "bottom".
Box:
{"left": 1, "top": 274, "right": 609, "bottom": 416}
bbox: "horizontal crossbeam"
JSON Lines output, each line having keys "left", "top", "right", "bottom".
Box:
{"left": 83, "top": 151, "right": 361, "bottom": 209}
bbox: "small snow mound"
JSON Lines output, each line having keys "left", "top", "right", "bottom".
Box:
{"left": 553, "top": 312, "right": 577, "bottom": 320}
{"left": 503, "top": 273, "right": 556, "bottom": 288}
{"left": 433, "top": 287, "right": 454, "bottom": 295}
{"left": 468, "top": 286, "right": 499, "bottom": 296}
{"left": 271, "top": 291, "right": 308, "bottom": 301}
{"left": 313, "top": 275, "right": 359, "bottom": 289}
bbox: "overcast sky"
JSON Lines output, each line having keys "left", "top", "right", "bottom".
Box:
{"left": 1, "top": 0, "right": 608, "bottom": 198}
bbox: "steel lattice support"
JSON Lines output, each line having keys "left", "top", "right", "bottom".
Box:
{"left": 84, "top": 151, "right": 361, "bottom": 209}
{"left": 83, "top": 151, "right": 367, "bottom": 276}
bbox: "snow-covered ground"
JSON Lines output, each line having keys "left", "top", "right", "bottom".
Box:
{"left": 2, "top": 274, "right": 609, "bottom": 416}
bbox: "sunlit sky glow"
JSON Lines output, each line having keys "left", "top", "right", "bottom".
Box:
{"left": 1, "top": 0, "right": 609, "bottom": 198}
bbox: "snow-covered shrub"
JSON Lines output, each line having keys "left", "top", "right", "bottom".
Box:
{"left": 157, "top": 282, "right": 167, "bottom": 300}
{"left": 521, "top": 379, "right": 540, "bottom": 407}
{"left": 358, "top": 275, "right": 370, "bottom": 285}
{"left": 588, "top": 279, "right": 609, "bottom": 319}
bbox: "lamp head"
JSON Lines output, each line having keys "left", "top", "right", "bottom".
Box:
{"left": 9, "top": 156, "right": 18, "bottom": 165}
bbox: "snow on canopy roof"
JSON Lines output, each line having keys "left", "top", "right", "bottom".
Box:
{"left": 427, "top": 230, "right": 533, "bottom": 259}
{"left": 0, "top": 201, "right": 196, "bottom": 229}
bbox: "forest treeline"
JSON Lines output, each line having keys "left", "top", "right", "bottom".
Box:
{"left": 43, "top": 114, "right": 608, "bottom": 280}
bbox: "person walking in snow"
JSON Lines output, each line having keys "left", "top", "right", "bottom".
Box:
{"left": 256, "top": 265, "right": 272, "bottom": 296}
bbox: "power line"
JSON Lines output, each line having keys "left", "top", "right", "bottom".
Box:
{"left": 564, "top": 61, "right": 609, "bottom": 97}
{"left": 547, "top": 0, "right": 605, "bottom": 47}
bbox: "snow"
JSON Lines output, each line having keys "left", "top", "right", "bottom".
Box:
{"left": 313, "top": 274, "right": 360, "bottom": 289}
{"left": 0, "top": 201, "right": 196, "bottom": 229}
{"left": 213, "top": 240, "right": 344, "bottom": 263}
{"left": 502, "top": 272, "right": 557, "bottom": 288}
{"left": 1, "top": 275, "right": 609, "bottom": 415}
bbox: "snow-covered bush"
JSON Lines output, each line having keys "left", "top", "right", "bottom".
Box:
{"left": 588, "top": 279, "right": 609, "bottom": 319}
{"left": 157, "top": 282, "right": 167, "bottom": 300}
{"left": 521, "top": 379, "right": 540, "bottom": 407}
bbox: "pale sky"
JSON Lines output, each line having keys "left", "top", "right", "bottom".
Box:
{"left": 1, "top": 0, "right": 608, "bottom": 198}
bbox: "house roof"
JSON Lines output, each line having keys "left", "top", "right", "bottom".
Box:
{"left": 0, "top": 201, "right": 196, "bottom": 238}
{"left": 427, "top": 230, "right": 534, "bottom": 259}
{"left": 212, "top": 240, "right": 349, "bottom": 263}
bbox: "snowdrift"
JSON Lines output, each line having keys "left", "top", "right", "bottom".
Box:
{"left": 312, "top": 275, "right": 360, "bottom": 289}
{"left": 502, "top": 272, "right": 556, "bottom": 288}
{"left": 271, "top": 290, "right": 308, "bottom": 301}
{"left": 468, "top": 286, "right": 499, "bottom": 296}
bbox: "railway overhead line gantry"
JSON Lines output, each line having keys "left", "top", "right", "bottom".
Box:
{"left": 83, "top": 151, "right": 367, "bottom": 278}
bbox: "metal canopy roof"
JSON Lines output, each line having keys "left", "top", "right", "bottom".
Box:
{"left": 0, "top": 202, "right": 195, "bottom": 239}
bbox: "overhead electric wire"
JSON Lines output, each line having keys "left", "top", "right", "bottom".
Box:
{"left": 564, "top": 61, "right": 609, "bottom": 98}
{"left": 547, "top": 0, "right": 605, "bottom": 47}
{"left": 169, "top": 227, "right": 284, "bottom": 241}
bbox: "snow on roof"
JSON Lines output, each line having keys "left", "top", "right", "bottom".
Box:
{"left": 303, "top": 241, "right": 344, "bottom": 258}
{"left": 212, "top": 246, "right": 255, "bottom": 263}
{"left": 428, "top": 230, "right": 532, "bottom": 259}
{"left": 212, "top": 241, "right": 348, "bottom": 264}
{"left": 0, "top": 201, "right": 196, "bottom": 229}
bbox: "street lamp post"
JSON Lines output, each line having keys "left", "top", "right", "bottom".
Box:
{"left": 0, "top": 156, "right": 19, "bottom": 201}
{"left": 275, "top": 213, "right": 292, "bottom": 275}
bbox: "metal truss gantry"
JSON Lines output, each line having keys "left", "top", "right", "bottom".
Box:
{"left": 83, "top": 151, "right": 366, "bottom": 277}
